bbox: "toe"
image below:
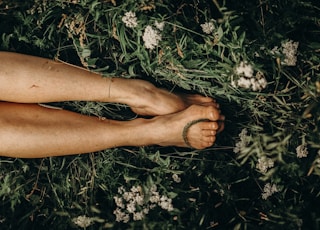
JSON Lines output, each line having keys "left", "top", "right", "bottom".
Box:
{"left": 202, "top": 135, "right": 216, "bottom": 143}
{"left": 199, "top": 121, "right": 219, "bottom": 131}
{"left": 201, "top": 139, "right": 215, "bottom": 148}
{"left": 202, "top": 129, "right": 217, "bottom": 137}
{"left": 206, "top": 106, "right": 221, "bottom": 121}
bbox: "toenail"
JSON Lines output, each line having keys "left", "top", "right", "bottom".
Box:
{"left": 210, "top": 111, "right": 216, "bottom": 119}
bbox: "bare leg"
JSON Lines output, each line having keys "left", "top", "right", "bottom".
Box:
{"left": 0, "top": 52, "right": 216, "bottom": 116}
{"left": 0, "top": 102, "right": 221, "bottom": 158}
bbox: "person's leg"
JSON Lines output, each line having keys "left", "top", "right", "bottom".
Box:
{"left": 0, "top": 52, "right": 215, "bottom": 116}
{"left": 0, "top": 102, "right": 221, "bottom": 158}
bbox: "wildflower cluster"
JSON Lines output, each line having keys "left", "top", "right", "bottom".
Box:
{"left": 270, "top": 40, "right": 299, "bottom": 66}
{"left": 72, "top": 215, "right": 94, "bottom": 228}
{"left": 234, "top": 128, "right": 250, "bottom": 154}
{"left": 281, "top": 40, "right": 299, "bottom": 66}
{"left": 142, "top": 20, "right": 165, "bottom": 50}
{"left": 296, "top": 144, "right": 309, "bottom": 158}
{"left": 121, "top": 11, "right": 165, "bottom": 50}
{"left": 113, "top": 185, "right": 174, "bottom": 223}
{"left": 154, "top": 21, "right": 165, "bottom": 31}
{"left": 142, "top": 25, "right": 162, "bottom": 50}
{"left": 231, "top": 62, "right": 267, "bottom": 91}
{"left": 256, "top": 157, "right": 274, "bottom": 173}
{"left": 200, "top": 20, "right": 215, "bottom": 34}
{"left": 121, "top": 11, "right": 138, "bottom": 28}
{"left": 261, "top": 183, "right": 279, "bottom": 200}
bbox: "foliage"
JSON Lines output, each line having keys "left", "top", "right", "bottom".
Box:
{"left": 0, "top": 0, "right": 319, "bottom": 229}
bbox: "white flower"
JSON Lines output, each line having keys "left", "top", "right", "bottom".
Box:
{"left": 113, "top": 184, "right": 175, "bottom": 222}
{"left": 172, "top": 174, "right": 181, "bottom": 183}
{"left": 256, "top": 157, "right": 274, "bottom": 173}
{"left": 143, "top": 207, "right": 149, "bottom": 214}
{"left": 114, "top": 208, "right": 130, "bottom": 223}
{"left": 258, "top": 77, "right": 267, "bottom": 88}
{"left": 133, "top": 211, "right": 144, "bottom": 221}
{"left": 159, "top": 195, "right": 173, "bottom": 211}
{"left": 118, "top": 186, "right": 125, "bottom": 194}
{"left": 149, "top": 191, "right": 160, "bottom": 203}
{"left": 236, "top": 62, "right": 254, "bottom": 78}
{"left": 239, "top": 128, "right": 248, "bottom": 140}
{"left": 114, "top": 196, "right": 125, "bottom": 209}
{"left": 262, "top": 183, "right": 279, "bottom": 200}
{"left": 126, "top": 200, "right": 136, "bottom": 214}
{"left": 130, "top": 185, "right": 141, "bottom": 193}
{"left": 123, "top": 191, "right": 134, "bottom": 201}
{"left": 296, "top": 144, "right": 308, "bottom": 158}
{"left": 282, "top": 40, "right": 299, "bottom": 66}
{"left": 237, "top": 76, "right": 252, "bottom": 89}
{"left": 270, "top": 40, "right": 298, "bottom": 66}
{"left": 72, "top": 215, "right": 94, "bottom": 228}
{"left": 250, "top": 78, "right": 260, "bottom": 91}
{"left": 233, "top": 63, "right": 267, "bottom": 91}
{"left": 154, "top": 20, "right": 165, "bottom": 31}
{"left": 253, "top": 72, "right": 268, "bottom": 91}
{"left": 200, "top": 21, "right": 215, "bottom": 34}
{"left": 142, "top": 25, "right": 162, "bottom": 50}
{"left": 135, "top": 194, "right": 144, "bottom": 206}
{"left": 122, "top": 11, "right": 138, "bottom": 28}
{"left": 234, "top": 128, "right": 250, "bottom": 154}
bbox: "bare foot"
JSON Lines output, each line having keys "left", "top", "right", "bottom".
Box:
{"left": 124, "top": 80, "right": 218, "bottom": 116}
{"left": 144, "top": 104, "right": 223, "bottom": 149}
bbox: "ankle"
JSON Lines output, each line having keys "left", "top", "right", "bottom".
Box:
{"left": 123, "top": 79, "right": 158, "bottom": 105}
{"left": 102, "top": 78, "right": 148, "bottom": 104}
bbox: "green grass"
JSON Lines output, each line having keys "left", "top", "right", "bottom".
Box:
{"left": 0, "top": 0, "right": 319, "bottom": 229}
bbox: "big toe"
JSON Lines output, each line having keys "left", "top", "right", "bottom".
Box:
{"left": 193, "top": 105, "right": 220, "bottom": 121}
{"left": 186, "top": 104, "right": 221, "bottom": 121}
